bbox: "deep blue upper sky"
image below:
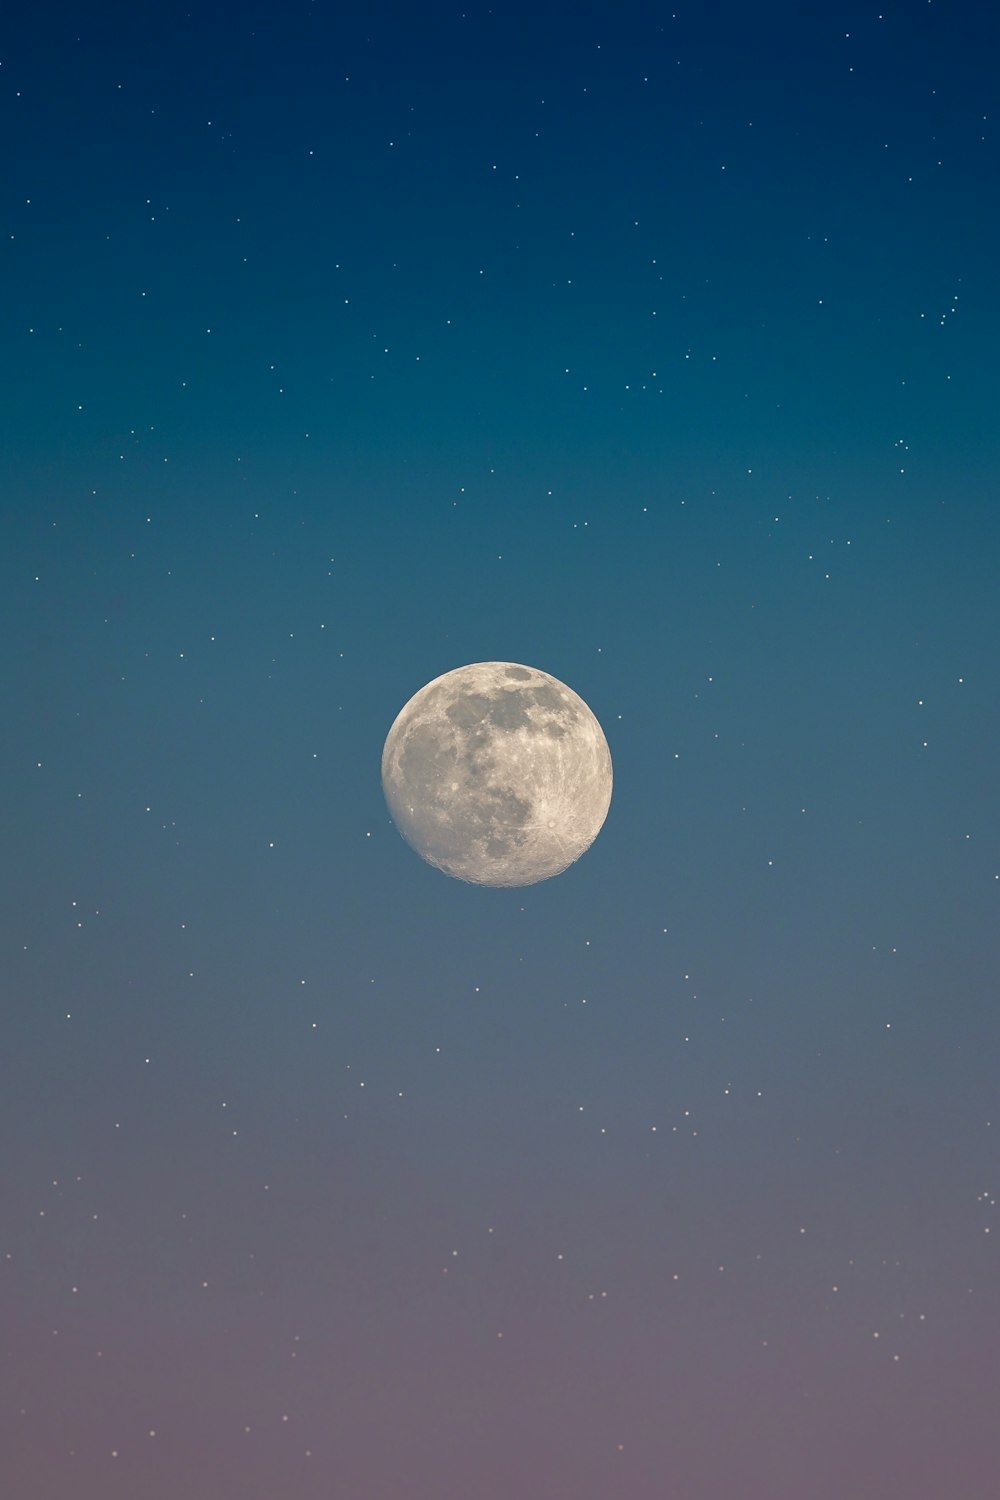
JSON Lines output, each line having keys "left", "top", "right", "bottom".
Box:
{"left": 3, "top": 4, "right": 999, "bottom": 1497}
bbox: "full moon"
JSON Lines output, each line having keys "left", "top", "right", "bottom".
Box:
{"left": 381, "top": 662, "right": 613, "bottom": 886}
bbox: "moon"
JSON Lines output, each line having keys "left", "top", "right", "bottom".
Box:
{"left": 381, "top": 662, "right": 613, "bottom": 887}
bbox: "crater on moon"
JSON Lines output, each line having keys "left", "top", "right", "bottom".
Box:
{"left": 381, "top": 662, "right": 613, "bottom": 886}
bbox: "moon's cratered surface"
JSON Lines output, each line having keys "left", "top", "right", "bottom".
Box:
{"left": 381, "top": 662, "right": 613, "bottom": 886}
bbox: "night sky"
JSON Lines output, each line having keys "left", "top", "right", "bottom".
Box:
{"left": 3, "top": 2, "right": 999, "bottom": 1496}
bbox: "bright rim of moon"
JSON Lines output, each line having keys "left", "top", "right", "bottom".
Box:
{"left": 381, "top": 662, "right": 613, "bottom": 887}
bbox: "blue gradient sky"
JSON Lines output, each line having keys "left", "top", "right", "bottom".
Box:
{"left": 3, "top": 3, "right": 999, "bottom": 1497}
